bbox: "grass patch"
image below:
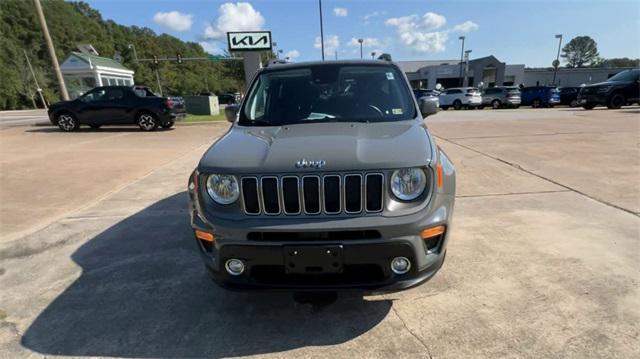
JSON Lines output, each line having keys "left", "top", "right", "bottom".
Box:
{"left": 183, "top": 113, "right": 227, "bottom": 123}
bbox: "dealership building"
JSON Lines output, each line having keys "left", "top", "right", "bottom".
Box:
{"left": 398, "top": 56, "right": 633, "bottom": 89}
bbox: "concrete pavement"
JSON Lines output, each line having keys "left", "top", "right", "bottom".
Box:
{"left": 0, "top": 108, "right": 639, "bottom": 358}
{"left": 0, "top": 110, "right": 49, "bottom": 128}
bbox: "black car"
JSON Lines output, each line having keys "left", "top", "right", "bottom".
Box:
{"left": 217, "top": 93, "right": 237, "bottom": 105}
{"left": 48, "top": 86, "right": 186, "bottom": 132}
{"left": 578, "top": 69, "right": 640, "bottom": 109}
{"left": 558, "top": 87, "right": 581, "bottom": 107}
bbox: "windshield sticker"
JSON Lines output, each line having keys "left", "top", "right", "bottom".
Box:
{"left": 392, "top": 108, "right": 403, "bottom": 115}
{"left": 386, "top": 72, "right": 395, "bottom": 80}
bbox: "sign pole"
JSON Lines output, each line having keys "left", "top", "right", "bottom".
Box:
{"left": 24, "top": 50, "right": 47, "bottom": 109}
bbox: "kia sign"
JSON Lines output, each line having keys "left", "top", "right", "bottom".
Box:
{"left": 227, "top": 31, "right": 272, "bottom": 52}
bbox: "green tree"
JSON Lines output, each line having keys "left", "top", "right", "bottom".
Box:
{"left": 0, "top": 0, "right": 246, "bottom": 110}
{"left": 561, "top": 36, "right": 600, "bottom": 68}
{"left": 597, "top": 57, "right": 640, "bottom": 68}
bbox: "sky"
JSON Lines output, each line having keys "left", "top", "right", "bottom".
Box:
{"left": 85, "top": 0, "right": 640, "bottom": 67}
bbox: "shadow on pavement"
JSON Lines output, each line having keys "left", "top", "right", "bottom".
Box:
{"left": 21, "top": 192, "right": 390, "bottom": 358}
{"left": 26, "top": 126, "right": 175, "bottom": 133}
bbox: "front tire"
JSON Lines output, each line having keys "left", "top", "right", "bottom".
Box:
{"left": 491, "top": 99, "right": 501, "bottom": 109}
{"left": 56, "top": 113, "right": 79, "bottom": 132}
{"left": 569, "top": 99, "right": 578, "bottom": 107}
{"left": 453, "top": 100, "right": 462, "bottom": 110}
{"left": 137, "top": 112, "right": 158, "bottom": 131}
{"left": 607, "top": 93, "right": 625, "bottom": 109}
{"left": 532, "top": 99, "right": 541, "bottom": 108}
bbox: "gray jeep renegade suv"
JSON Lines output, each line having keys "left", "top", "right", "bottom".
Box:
{"left": 188, "top": 60, "right": 456, "bottom": 292}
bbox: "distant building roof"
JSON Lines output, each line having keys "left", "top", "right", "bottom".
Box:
{"left": 396, "top": 60, "right": 459, "bottom": 73}
{"left": 71, "top": 51, "right": 130, "bottom": 71}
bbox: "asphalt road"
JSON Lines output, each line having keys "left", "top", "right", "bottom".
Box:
{"left": 0, "top": 110, "right": 49, "bottom": 128}
{"left": 0, "top": 107, "right": 638, "bottom": 358}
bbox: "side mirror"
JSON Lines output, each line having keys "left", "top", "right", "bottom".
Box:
{"left": 419, "top": 98, "right": 438, "bottom": 118}
{"left": 224, "top": 104, "right": 240, "bottom": 123}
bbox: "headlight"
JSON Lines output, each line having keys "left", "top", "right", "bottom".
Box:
{"left": 206, "top": 174, "right": 239, "bottom": 204}
{"left": 390, "top": 168, "right": 427, "bottom": 201}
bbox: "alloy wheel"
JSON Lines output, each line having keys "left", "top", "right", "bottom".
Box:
{"left": 58, "top": 114, "right": 76, "bottom": 131}
{"left": 138, "top": 114, "right": 156, "bottom": 131}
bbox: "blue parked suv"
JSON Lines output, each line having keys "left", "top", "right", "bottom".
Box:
{"left": 520, "top": 86, "right": 561, "bottom": 108}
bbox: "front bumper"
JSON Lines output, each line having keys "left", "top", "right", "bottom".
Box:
{"left": 577, "top": 94, "right": 605, "bottom": 105}
{"left": 189, "top": 191, "right": 454, "bottom": 293}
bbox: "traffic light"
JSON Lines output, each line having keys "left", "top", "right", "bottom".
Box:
{"left": 153, "top": 55, "right": 159, "bottom": 65}
{"left": 177, "top": 53, "right": 183, "bottom": 64}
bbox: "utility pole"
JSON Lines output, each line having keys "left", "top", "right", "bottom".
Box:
{"left": 463, "top": 50, "right": 472, "bottom": 87}
{"left": 318, "top": 0, "right": 325, "bottom": 60}
{"left": 24, "top": 50, "right": 47, "bottom": 109}
{"left": 33, "top": 0, "right": 68, "bottom": 100}
{"left": 552, "top": 34, "right": 563, "bottom": 85}
{"left": 458, "top": 36, "right": 465, "bottom": 87}
{"left": 154, "top": 68, "right": 163, "bottom": 96}
{"left": 128, "top": 44, "right": 139, "bottom": 63}
{"left": 358, "top": 38, "right": 364, "bottom": 59}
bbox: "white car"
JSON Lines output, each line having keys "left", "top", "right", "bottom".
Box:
{"left": 439, "top": 87, "right": 482, "bottom": 110}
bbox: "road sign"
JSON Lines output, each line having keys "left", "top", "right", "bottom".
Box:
{"left": 227, "top": 31, "right": 272, "bottom": 52}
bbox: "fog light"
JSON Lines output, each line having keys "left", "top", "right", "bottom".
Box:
{"left": 225, "top": 258, "right": 245, "bottom": 276}
{"left": 391, "top": 257, "right": 411, "bottom": 275}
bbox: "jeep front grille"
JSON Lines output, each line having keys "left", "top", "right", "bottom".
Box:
{"left": 240, "top": 173, "right": 384, "bottom": 216}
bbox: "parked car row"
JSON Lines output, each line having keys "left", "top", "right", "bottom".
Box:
{"left": 412, "top": 69, "right": 640, "bottom": 111}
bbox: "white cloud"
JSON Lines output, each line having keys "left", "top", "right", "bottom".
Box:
{"left": 385, "top": 12, "right": 477, "bottom": 53}
{"left": 347, "top": 37, "right": 382, "bottom": 48}
{"left": 153, "top": 11, "right": 193, "bottom": 32}
{"left": 314, "top": 35, "right": 340, "bottom": 55}
{"left": 385, "top": 13, "right": 448, "bottom": 53}
{"left": 452, "top": 20, "right": 479, "bottom": 33}
{"left": 202, "top": 2, "right": 265, "bottom": 40}
{"left": 285, "top": 50, "right": 300, "bottom": 59}
{"left": 333, "top": 7, "right": 348, "bottom": 17}
{"left": 422, "top": 12, "right": 446, "bottom": 30}
{"left": 363, "top": 11, "right": 386, "bottom": 23}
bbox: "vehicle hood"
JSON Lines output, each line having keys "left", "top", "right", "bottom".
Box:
{"left": 49, "top": 100, "right": 75, "bottom": 109}
{"left": 198, "top": 120, "right": 433, "bottom": 174}
{"left": 583, "top": 81, "right": 626, "bottom": 88}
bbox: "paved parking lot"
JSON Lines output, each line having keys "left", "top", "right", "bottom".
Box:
{"left": 0, "top": 107, "right": 638, "bottom": 358}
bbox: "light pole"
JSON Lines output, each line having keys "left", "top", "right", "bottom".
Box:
{"left": 463, "top": 49, "right": 472, "bottom": 87}
{"left": 552, "top": 34, "right": 563, "bottom": 85}
{"left": 128, "top": 44, "right": 138, "bottom": 63}
{"left": 278, "top": 49, "right": 283, "bottom": 59}
{"left": 33, "top": 0, "right": 69, "bottom": 100}
{"left": 358, "top": 38, "right": 364, "bottom": 59}
{"left": 458, "top": 36, "right": 465, "bottom": 87}
{"left": 24, "top": 50, "right": 47, "bottom": 109}
{"left": 371, "top": 51, "right": 376, "bottom": 60}
{"left": 318, "top": 0, "right": 325, "bottom": 60}
{"left": 273, "top": 41, "right": 278, "bottom": 58}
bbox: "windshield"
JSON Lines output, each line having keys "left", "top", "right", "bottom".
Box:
{"left": 608, "top": 69, "right": 639, "bottom": 82}
{"left": 239, "top": 64, "right": 416, "bottom": 126}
